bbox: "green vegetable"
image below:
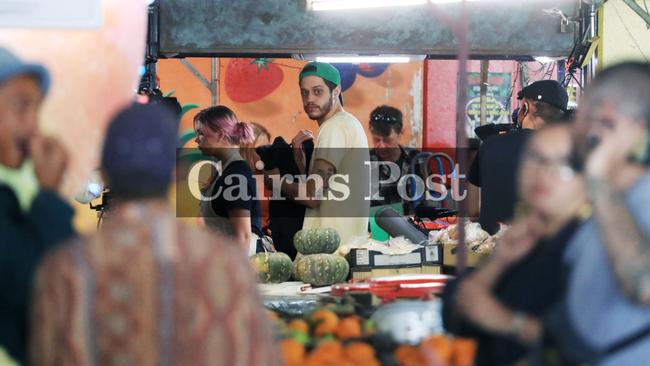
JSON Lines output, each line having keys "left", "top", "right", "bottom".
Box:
{"left": 250, "top": 252, "right": 293, "bottom": 283}
{"left": 293, "top": 254, "right": 349, "bottom": 286}
{"left": 294, "top": 228, "right": 341, "bottom": 255}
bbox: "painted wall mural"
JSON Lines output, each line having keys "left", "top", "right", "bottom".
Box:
{"left": 158, "top": 58, "right": 424, "bottom": 151}
{"left": 0, "top": 0, "right": 147, "bottom": 234}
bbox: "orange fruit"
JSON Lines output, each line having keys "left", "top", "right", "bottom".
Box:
{"left": 344, "top": 342, "right": 375, "bottom": 362}
{"left": 395, "top": 345, "right": 423, "bottom": 366}
{"left": 311, "top": 309, "right": 339, "bottom": 336}
{"left": 336, "top": 317, "right": 363, "bottom": 340}
{"left": 280, "top": 338, "right": 305, "bottom": 365}
{"left": 288, "top": 319, "right": 309, "bottom": 334}
{"left": 420, "top": 335, "right": 452, "bottom": 363}
{"left": 451, "top": 338, "right": 477, "bottom": 366}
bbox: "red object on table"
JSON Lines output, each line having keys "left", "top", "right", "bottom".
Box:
{"left": 369, "top": 274, "right": 452, "bottom": 301}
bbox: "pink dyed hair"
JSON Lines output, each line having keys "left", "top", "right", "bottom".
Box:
{"left": 196, "top": 105, "right": 254, "bottom": 145}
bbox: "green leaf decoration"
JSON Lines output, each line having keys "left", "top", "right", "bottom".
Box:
{"left": 251, "top": 58, "right": 272, "bottom": 73}
{"left": 180, "top": 103, "right": 200, "bottom": 118}
{"left": 177, "top": 128, "right": 197, "bottom": 148}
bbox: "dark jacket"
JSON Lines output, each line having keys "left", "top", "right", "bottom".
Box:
{"left": 256, "top": 137, "right": 313, "bottom": 259}
{"left": 0, "top": 184, "right": 75, "bottom": 363}
{"left": 441, "top": 219, "right": 580, "bottom": 366}
{"left": 469, "top": 130, "right": 533, "bottom": 234}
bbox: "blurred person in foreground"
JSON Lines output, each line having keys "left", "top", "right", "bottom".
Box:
{"left": 0, "top": 47, "right": 74, "bottom": 364}
{"left": 30, "top": 104, "right": 277, "bottom": 366}
{"left": 545, "top": 62, "right": 650, "bottom": 365}
{"left": 442, "top": 121, "right": 588, "bottom": 365}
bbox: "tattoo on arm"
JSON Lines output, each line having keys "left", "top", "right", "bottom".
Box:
{"left": 591, "top": 176, "right": 650, "bottom": 303}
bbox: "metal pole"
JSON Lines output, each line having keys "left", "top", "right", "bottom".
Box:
{"left": 582, "top": 2, "right": 598, "bottom": 86}
{"left": 211, "top": 58, "right": 218, "bottom": 106}
{"left": 454, "top": 0, "right": 470, "bottom": 275}
{"left": 479, "top": 60, "right": 489, "bottom": 127}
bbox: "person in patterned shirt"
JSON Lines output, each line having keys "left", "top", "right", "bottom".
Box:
{"left": 29, "top": 104, "right": 278, "bottom": 366}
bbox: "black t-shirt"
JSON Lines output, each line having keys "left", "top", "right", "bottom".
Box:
{"left": 210, "top": 160, "right": 262, "bottom": 235}
{"left": 469, "top": 130, "right": 533, "bottom": 234}
{"left": 441, "top": 219, "right": 581, "bottom": 366}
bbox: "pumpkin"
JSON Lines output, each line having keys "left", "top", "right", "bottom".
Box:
{"left": 250, "top": 252, "right": 293, "bottom": 283}
{"left": 293, "top": 228, "right": 341, "bottom": 255}
{"left": 294, "top": 254, "right": 349, "bottom": 286}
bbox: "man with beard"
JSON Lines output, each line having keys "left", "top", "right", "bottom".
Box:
{"left": 282, "top": 62, "right": 370, "bottom": 248}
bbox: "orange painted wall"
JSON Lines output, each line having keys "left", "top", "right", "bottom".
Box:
{"left": 157, "top": 58, "right": 424, "bottom": 148}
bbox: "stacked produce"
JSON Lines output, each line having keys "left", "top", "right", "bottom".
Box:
{"left": 272, "top": 308, "right": 381, "bottom": 366}
{"left": 269, "top": 307, "right": 477, "bottom": 366}
{"left": 293, "top": 228, "right": 350, "bottom": 286}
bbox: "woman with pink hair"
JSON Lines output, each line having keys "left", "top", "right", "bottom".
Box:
{"left": 194, "top": 106, "right": 262, "bottom": 253}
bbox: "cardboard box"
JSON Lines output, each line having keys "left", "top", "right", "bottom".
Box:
{"left": 442, "top": 243, "right": 487, "bottom": 267}
{"left": 351, "top": 264, "right": 442, "bottom": 281}
{"left": 347, "top": 245, "right": 442, "bottom": 268}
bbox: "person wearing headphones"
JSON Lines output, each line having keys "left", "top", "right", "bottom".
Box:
{"left": 468, "top": 80, "right": 568, "bottom": 234}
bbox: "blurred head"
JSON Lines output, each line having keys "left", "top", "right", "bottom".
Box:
{"left": 101, "top": 104, "right": 177, "bottom": 200}
{"left": 194, "top": 106, "right": 254, "bottom": 154}
{"left": 519, "top": 123, "right": 584, "bottom": 217}
{"left": 572, "top": 62, "right": 650, "bottom": 168}
{"left": 299, "top": 62, "right": 342, "bottom": 123}
{"left": 370, "top": 105, "right": 403, "bottom": 161}
{"left": 0, "top": 48, "right": 50, "bottom": 168}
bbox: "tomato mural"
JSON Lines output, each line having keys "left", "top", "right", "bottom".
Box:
{"left": 225, "top": 58, "right": 284, "bottom": 103}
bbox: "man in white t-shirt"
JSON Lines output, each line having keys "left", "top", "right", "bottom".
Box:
{"left": 282, "top": 62, "right": 370, "bottom": 247}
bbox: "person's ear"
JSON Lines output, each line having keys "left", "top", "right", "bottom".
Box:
{"left": 332, "top": 85, "right": 341, "bottom": 103}
{"left": 520, "top": 102, "right": 529, "bottom": 117}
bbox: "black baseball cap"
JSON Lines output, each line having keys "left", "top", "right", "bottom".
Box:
{"left": 517, "top": 80, "right": 568, "bottom": 111}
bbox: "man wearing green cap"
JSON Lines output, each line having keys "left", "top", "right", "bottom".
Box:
{"left": 283, "top": 61, "right": 370, "bottom": 248}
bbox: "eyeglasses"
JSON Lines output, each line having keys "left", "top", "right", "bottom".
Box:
{"left": 522, "top": 149, "right": 575, "bottom": 181}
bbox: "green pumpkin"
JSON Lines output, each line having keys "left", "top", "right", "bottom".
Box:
{"left": 293, "top": 228, "right": 341, "bottom": 255}
{"left": 293, "top": 254, "right": 349, "bottom": 287}
{"left": 250, "top": 252, "right": 293, "bottom": 283}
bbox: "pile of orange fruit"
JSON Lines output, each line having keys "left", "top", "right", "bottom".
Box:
{"left": 395, "top": 335, "right": 476, "bottom": 366}
{"left": 273, "top": 309, "right": 476, "bottom": 366}
{"left": 277, "top": 309, "right": 379, "bottom": 366}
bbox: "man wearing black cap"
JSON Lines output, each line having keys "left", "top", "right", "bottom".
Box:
{"left": 0, "top": 47, "right": 75, "bottom": 364}
{"left": 469, "top": 79, "right": 568, "bottom": 234}
{"left": 282, "top": 61, "right": 370, "bottom": 248}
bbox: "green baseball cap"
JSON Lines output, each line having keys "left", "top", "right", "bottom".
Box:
{"left": 299, "top": 61, "right": 343, "bottom": 106}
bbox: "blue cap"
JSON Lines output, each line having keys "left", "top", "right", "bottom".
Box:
{"left": 0, "top": 47, "right": 50, "bottom": 94}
